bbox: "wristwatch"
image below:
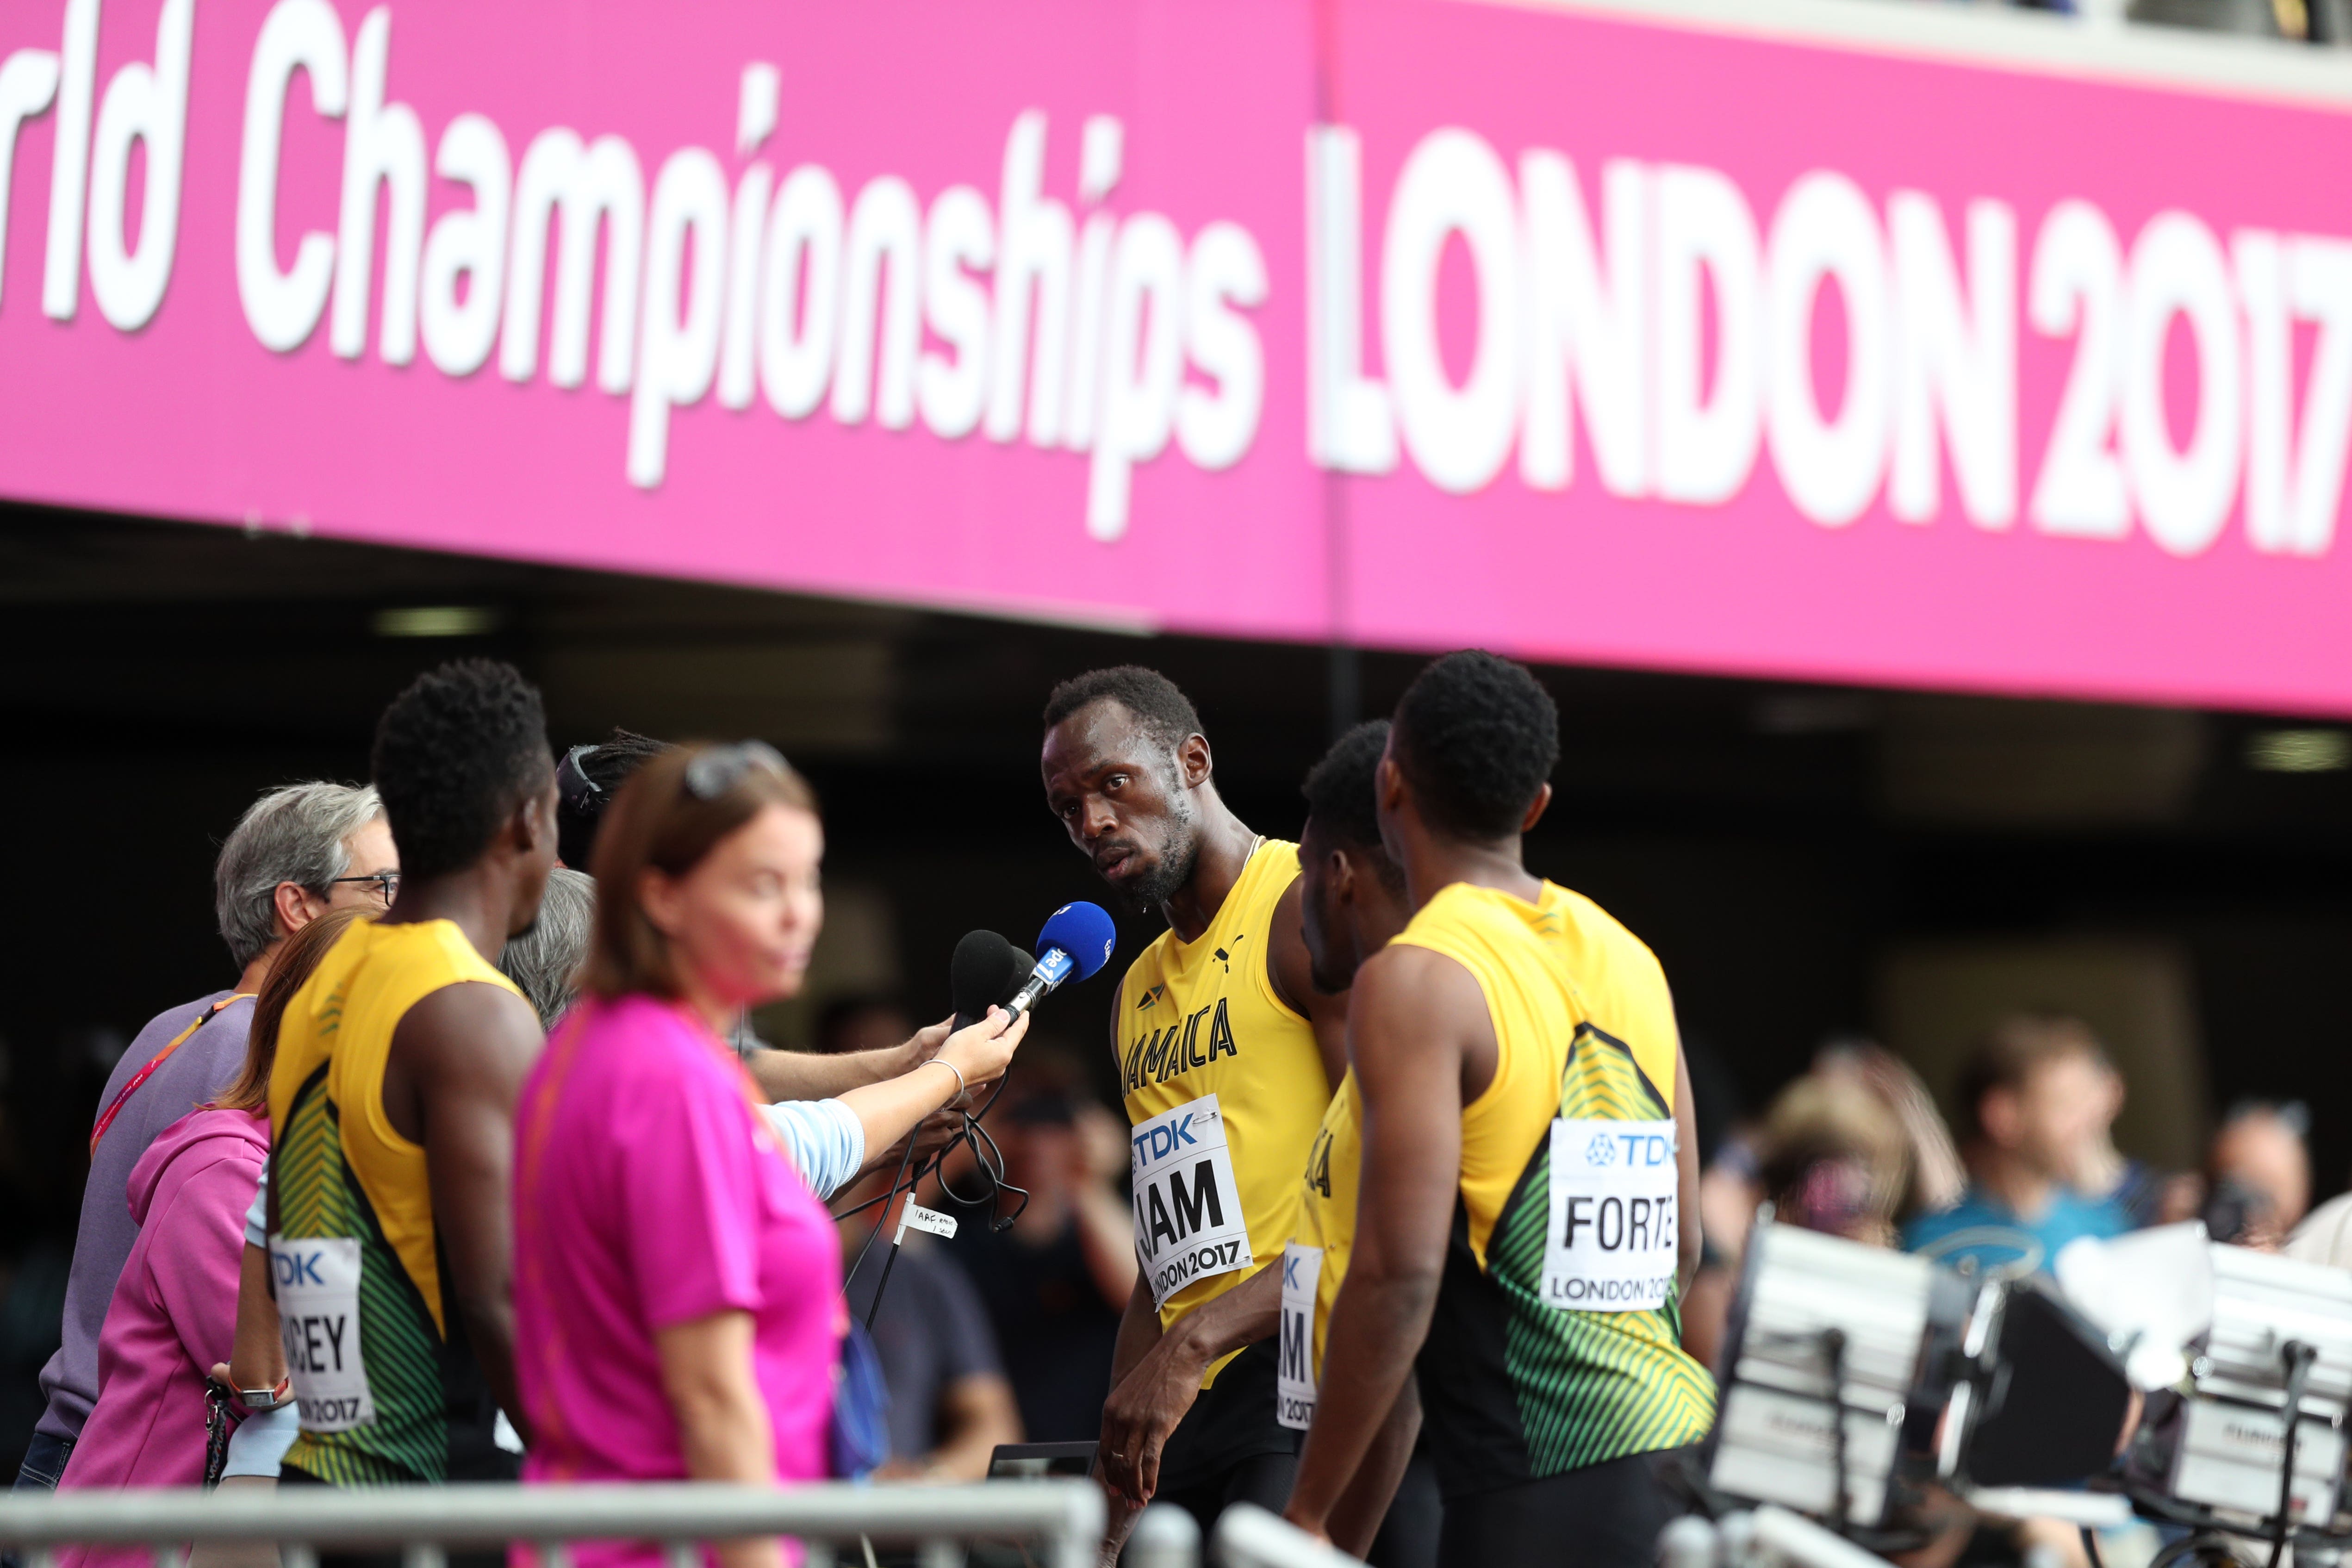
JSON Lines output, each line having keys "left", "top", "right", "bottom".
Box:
{"left": 234, "top": 1378, "right": 293, "bottom": 1412}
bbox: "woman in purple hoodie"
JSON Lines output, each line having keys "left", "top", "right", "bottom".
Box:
{"left": 53, "top": 908, "right": 365, "bottom": 1552}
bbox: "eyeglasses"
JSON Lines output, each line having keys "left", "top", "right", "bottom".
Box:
{"left": 325, "top": 871, "right": 400, "bottom": 906}
{"left": 683, "top": 740, "right": 790, "bottom": 801}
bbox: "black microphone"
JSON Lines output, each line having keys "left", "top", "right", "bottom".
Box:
{"left": 949, "top": 930, "right": 1030, "bottom": 1031}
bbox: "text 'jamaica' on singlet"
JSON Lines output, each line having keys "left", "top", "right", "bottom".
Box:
{"left": 1115, "top": 838, "right": 1332, "bottom": 1387}
{"left": 1396, "top": 880, "right": 1717, "bottom": 1501}
{"left": 267, "top": 918, "right": 527, "bottom": 1485}
{"left": 1276, "top": 1070, "right": 1360, "bottom": 1431}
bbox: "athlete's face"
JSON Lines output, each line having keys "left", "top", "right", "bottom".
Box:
{"left": 641, "top": 802, "right": 826, "bottom": 1012}
{"left": 1297, "top": 817, "right": 1356, "bottom": 995}
{"left": 1042, "top": 700, "right": 1203, "bottom": 907}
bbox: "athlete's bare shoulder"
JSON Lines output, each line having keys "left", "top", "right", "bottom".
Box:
{"left": 383, "top": 981, "right": 543, "bottom": 1142}
{"left": 1349, "top": 941, "right": 1496, "bottom": 1101}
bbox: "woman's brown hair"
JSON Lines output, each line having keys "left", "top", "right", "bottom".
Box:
{"left": 584, "top": 741, "right": 817, "bottom": 1002}
{"left": 214, "top": 905, "right": 373, "bottom": 1114}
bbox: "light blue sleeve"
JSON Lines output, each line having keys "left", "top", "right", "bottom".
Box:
{"left": 244, "top": 1155, "right": 269, "bottom": 1248}
{"left": 221, "top": 1404, "right": 299, "bottom": 1478}
{"left": 759, "top": 1099, "right": 868, "bottom": 1201}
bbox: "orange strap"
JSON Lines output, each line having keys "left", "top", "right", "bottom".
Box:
{"left": 89, "top": 995, "right": 255, "bottom": 1156}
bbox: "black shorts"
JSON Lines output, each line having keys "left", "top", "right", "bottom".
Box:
{"left": 1436, "top": 1446, "right": 1694, "bottom": 1568}
{"left": 1153, "top": 1337, "right": 1299, "bottom": 1496}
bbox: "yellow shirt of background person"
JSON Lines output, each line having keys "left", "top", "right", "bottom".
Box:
{"left": 1115, "top": 839, "right": 1333, "bottom": 1384}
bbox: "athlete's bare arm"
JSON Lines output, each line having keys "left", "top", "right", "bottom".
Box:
{"left": 1283, "top": 944, "right": 1495, "bottom": 1542}
{"left": 1099, "top": 1260, "right": 1281, "bottom": 1508}
{"left": 1674, "top": 1045, "right": 1704, "bottom": 1296}
{"left": 743, "top": 1017, "right": 952, "bottom": 1101}
{"left": 1327, "top": 1375, "right": 1423, "bottom": 1559}
{"left": 1094, "top": 1279, "right": 1162, "bottom": 1561}
{"left": 383, "top": 980, "right": 545, "bottom": 1448}
{"left": 1267, "top": 877, "right": 1350, "bottom": 1089}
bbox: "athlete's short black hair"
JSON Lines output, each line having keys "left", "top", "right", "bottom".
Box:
{"left": 1041, "top": 666, "right": 1204, "bottom": 754}
{"left": 1302, "top": 720, "right": 1405, "bottom": 893}
{"left": 1391, "top": 650, "right": 1559, "bottom": 841}
{"left": 372, "top": 660, "right": 553, "bottom": 880}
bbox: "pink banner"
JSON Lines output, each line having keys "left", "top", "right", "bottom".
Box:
{"left": 1, "top": 0, "right": 2350, "bottom": 711}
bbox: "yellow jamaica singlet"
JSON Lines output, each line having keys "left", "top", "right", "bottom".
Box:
{"left": 1276, "top": 1071, "right": 1360, "bottom": 1430}
{"left": 268, "top": 918, "right": 527, "bottom": 1484}
{"left": 1115, "top": 838, "right": 1332, "bottom": 1387}
{"left": 1393, "top": 879, "right": 1716, "bottom": 1499}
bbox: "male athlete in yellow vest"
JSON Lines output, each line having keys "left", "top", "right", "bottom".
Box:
{"left": 269, "top": 660, "right": 557, "bottom": 1493}
{"left": 1040, "top": 667, "right": 1347, "bottom": 1554}
{"left": 1282, "top": 720, "right": 1430, "bottom": 1560}
{"left": 1285, "top": 653, "right": 1715, "bottom": 1568}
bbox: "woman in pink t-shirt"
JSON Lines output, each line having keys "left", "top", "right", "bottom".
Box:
{"left": 512, "top": 742, "right": 1027, "bottom": 1568}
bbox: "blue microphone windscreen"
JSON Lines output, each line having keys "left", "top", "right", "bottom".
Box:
{"left": 1038, "top": 901, "right": 1118, "bottom": 982}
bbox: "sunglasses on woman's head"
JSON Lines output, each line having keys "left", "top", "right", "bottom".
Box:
{"left": 683, "top": 740, "right": 790, "bottom": 801}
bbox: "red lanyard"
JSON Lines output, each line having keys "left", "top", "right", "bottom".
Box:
{"left": 88, "top": 995, "right": 254, "bottom": 1156}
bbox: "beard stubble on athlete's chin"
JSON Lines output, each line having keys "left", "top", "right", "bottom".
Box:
{"left": 1120, "top": 796, "right": 1201, "bottom": 912}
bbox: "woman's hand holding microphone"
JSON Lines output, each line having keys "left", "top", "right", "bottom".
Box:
{"left": 927, "top": 1005, "right": 1031, "bottom": 1106}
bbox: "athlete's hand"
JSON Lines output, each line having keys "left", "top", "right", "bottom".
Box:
{"left": 1095, "top": 1327, "right": 1208, "bottom": 1507}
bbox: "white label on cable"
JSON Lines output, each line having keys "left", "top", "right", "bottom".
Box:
{"left": 1276, "top": 1242, "right": 1322, "bottom": 1431}
{"left": 896, "top": 1202, "right": 959, "bottom": 1244}
{"left": 269, "top": 1235, "right": 378, "bottom": 1431}
{"left": 1131, "top": 1093, "right": 1253, "bottom": 1308}
{"left": 1541, "top": 1118, "right": 1680, "bottom": 1313}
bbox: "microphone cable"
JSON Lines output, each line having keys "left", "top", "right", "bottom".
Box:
{"left": 834, "top": 1068, "right": 1033, "bottom": 1329}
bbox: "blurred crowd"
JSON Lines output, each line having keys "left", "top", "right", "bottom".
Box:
{"left": 1687, "top": 1018, "right": 2327, "bottom": 1380}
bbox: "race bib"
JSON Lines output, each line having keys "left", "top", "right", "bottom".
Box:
{"left": 1131, "top": 1094, "right": 1253, "bottom": 1308}
{"left": 1541, "top": 1118, "right": 1680, "bottom": 1313}
{"left": 1276, "top": 1243, "right": 1322, "bottom": 1431}
{"left": 269, "top": 1236, "right": 378, "bottom": 1432}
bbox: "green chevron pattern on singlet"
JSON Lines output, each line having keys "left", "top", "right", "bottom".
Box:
{"left": 1484, "top": 1023, "right": 1718, "bottom": 1475}
{"left": 276, "top": 1062, "right": 449, "bottom": 1485}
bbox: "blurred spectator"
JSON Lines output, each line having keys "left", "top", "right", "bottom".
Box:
{"left": 1904, "top": 1015, "right": 2129, "bottom": 1275}
{"left": 63, "top": 907, "right": 369, "bottom": 1545}
{"left": 1682, "top": 1071, "right": 1910, "bottom": 1368}
{"left": 838, "top": 1176, "right": 1022, "bottom": 1479}
{"left": 949, "top": 1051, "right": 1138, "bottom": 1443}
{"left": 2068, "top": 1051, "right": 2170, "bottom": 1230}
{"left": 2194, "top": 1100, "right": 2311, "bottom": 1251}
{"left": 20, "top": 782, "right": 392, "bottom": 1494}
{"left": 1812, "top": 1040, "right": 1965, "bottom": 1221}
{"left": 498, "top": 867, "right": 596, "bottom": 1026}
{"left": 817, "top": 994, "right": 916, "bottom": 1058}
{"left": 1757, "top": 1074, "right": 1910, "bottom": 1248}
